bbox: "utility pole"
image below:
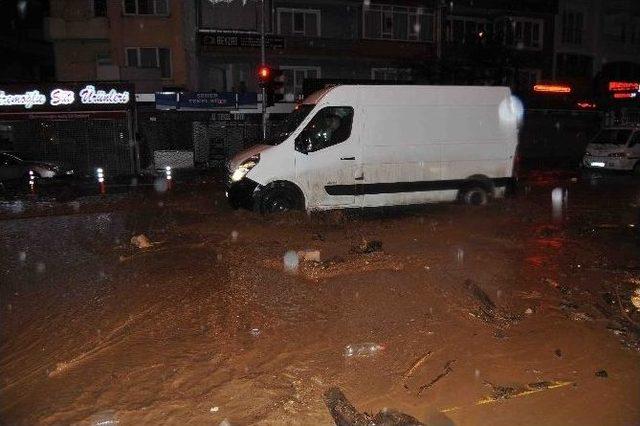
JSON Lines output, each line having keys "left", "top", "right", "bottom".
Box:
{"left": 260, "top": 0, "right": 267, "bottom": 141}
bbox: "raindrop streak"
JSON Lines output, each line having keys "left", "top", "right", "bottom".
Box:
{"left": 231, "top": 230, "right": 239, "bottom": 242}
{"left": 283, "top": 250, "right": 299, "bottom": 273}
{"left": 18, "top": 251, "right": 27, "bottom": 262}
{"left": 456, "top": 248, "right": 464, "bottom": 264}
{"left": 551, "top": 187, "right": 567, "bottom": 222}
{"left": 154, "top": 178, "right": 168, "bottom": 193}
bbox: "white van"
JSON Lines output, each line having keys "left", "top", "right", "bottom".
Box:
{"left": 582, "top": 127, "right": 640, "bottom": 175}
{"left": 226, "top": 85, "right": 521, "bottom": 213}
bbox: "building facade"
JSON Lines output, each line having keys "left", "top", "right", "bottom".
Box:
{"left": 0, "top": 0, "right": 54, "bottom": 83}
{"left": 196, "top": 0, "right": 437, "bottom": 100}
{"left": 438, "top": 0, "right": 558, "bottom": 94}
{"left": 45, "top": 0, "right": 196, "bottom": 92}
{"left": 553, "top": 0, "right": 640, "bottom": 93}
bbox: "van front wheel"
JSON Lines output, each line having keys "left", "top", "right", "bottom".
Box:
{"left": 260, "top": 188, "right": 298, "bottom": 213}
{"left": 460, "top": 186, "right": 489, "bottom": 206}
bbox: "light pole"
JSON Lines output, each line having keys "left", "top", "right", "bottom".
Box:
{"left": 260, "top": 0, "right": 267, "bottom": 141}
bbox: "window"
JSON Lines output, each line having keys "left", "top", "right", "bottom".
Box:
{"left": 628, "top": 132, "right": 640, "bottom": 148}
{"left": 603, "top": 13, "right": 626, "bottom": 43}
{"left": 562, "top": 11, "right": 584, "bottom": 44}
{"left": 125, "top": 47, "right": 172, "bottom": 78}
{"left": 93, "top": 0, "right": 107, "bottom": 17}
{"left": 446, "top": 17, "right": 492, "bottom": 43}
{"left": 280, "top": 66, "right": 320, "bottom": 100}
{"left": 592, "top": 129, "right": 632, "bottom": 146}
{"left": 364, "top": 4, "right": 434, "bottom": 42}
{"left": 556, "top": 53, "right": 593, "bottom": 79}
{"left": 496, "top": 17, "right": 543, "bottom": 49}
{"left": 277, "top": 8, "right": 320, "bottom": 37}
{"left": 123, "top": 0, "right": 169, "bottom": 16}
{"left": 295, "top": 107, "right": 354, "bottom": 153}
{"left": 96, "top": 52, "right": 112, "bottom": 66}
{"left": 516, "top": 69, "right": 540, "bottom": 90}
{"left": 371, "top": 68, "right": 412, "bottom": 81}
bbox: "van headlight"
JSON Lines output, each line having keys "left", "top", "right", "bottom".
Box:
{"left": 231, "top": 154, "right": 260, "bottom": 182}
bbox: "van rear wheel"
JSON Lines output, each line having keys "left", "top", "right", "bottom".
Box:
{"left": 461, "top": 186, "right": 489, "bottom": 206}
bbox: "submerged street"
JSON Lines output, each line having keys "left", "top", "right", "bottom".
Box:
{"left": 1, "top": 172, "right": 639, "bottom": 425}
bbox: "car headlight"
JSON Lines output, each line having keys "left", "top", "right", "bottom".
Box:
{"left": 608, "top": 152, "right": 626, "bottom": 158}
{"left": 231, "top": 154, "right": 260, "bottom": 182}
{"left": 65, "top": 169, "right": 74, "bottom": 175}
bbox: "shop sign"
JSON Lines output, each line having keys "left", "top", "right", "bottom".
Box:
{"left": 155, "top": 91, "right": 258, "bottom": 110}
{"left": 0, "top": 84, "right": 132, "bottom": 111}
{"left": 201, "top": 32, "right": 285, "bottom": 50}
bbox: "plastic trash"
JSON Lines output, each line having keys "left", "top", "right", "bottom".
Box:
{"left": 631, "top": 288, "right": 640, "bottom": 310}
{"left": 130, "top": 234, "right": 152, "bottom": 249}
{"left": 298, "top": 249, "right": 321, "bottom": 262}
{"left": 344, "top": 342, "right": 385, "bottom": 358}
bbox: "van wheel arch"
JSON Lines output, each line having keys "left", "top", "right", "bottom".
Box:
{"left": 458, "top": 175, "right": 494, "bottom": 205}
{"left": 254, "top": 180, "right": 306, "bottom": 214}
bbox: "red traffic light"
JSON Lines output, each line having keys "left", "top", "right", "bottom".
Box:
{"left": 258, "top": 66, "right": 270, "bottom": 80}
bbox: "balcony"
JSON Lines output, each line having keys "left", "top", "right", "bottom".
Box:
{"left": 44, "top": 17, "right": 109, "bottom": 41}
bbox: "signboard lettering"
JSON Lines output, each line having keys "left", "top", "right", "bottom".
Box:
{"left": 201, "top": 32, "right": 285, "bottom": 50}
{"left": 50, "top": 89, "right": 75, "bottom": 106}
{"left": 79, "top": 85, "right": 130, "bottom": 105}
{"left": 0, "top": 90, "right": 47, "bottom": 109}
{"left": 0, "top": 84, "right": 132, "bottom": 111}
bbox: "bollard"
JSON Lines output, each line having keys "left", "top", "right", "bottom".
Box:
{"left": 165, "top": 166, "right": 172, "bottom": 191}
{"left": 96, "top": 167, "right": 105, "bottom": 194}
{"left": 28, "top": 170, "right": 35, "bottom": 194}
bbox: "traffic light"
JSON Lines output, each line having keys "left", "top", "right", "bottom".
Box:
{"left": 258, "top": 66, "right": 286, "bottom": 107}
{"left": 257, "top": 65, "right": 272, "bottom": 87}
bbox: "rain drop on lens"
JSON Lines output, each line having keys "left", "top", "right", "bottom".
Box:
{"left": 283, "top": 250, "right": 299, "bottom": 273}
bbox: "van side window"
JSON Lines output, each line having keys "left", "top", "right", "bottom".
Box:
{"left": 295, "top": 106, "right": 354, "bottom": 153}
{"left": 629, "top": 132, "right": 640, "bottom": 148}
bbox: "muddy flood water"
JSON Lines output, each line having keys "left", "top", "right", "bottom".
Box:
{"left": 1, "top": 172, "right": 639, "bottom": 425}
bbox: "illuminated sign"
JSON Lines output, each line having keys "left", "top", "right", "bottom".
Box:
{"left": 533, "top": 84, "right": 572, "bottom": 94}
{"left": 0, "top": 84, "right": 132, "bottom": 111}
{"left": 50, "top": 89, "right": 75, "bottom": 106}
{"left": 613, "top": 92, "right": 637, "bottom": 99}
{"left": 608, "top": 81, "right": 640, "bottom": 92}
{"left": 0, "top": 90, "right": 47, "bottom": 109}
{"left": 79, "top": 85, "right": 130, "bottom": 105}
{"left": 576, "top": 101, "right": 596, "bottom": 109}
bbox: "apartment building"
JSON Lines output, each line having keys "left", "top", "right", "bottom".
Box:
{"left": 196, "top": 0, "right": 438, "bottom": 100}
{"left": 45, "top": 0, "right": 195, "bottom": 92}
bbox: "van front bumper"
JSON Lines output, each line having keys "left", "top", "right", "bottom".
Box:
{"left": 226, "top": 177, "right": 259, "bottom": 209}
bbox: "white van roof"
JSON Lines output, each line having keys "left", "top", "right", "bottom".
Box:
{"left": 303, "top": 85, "right": 512, "bottom": 107}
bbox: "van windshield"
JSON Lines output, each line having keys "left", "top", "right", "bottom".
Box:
{"left": 591, "top": 129, "right": 632, "bottom": 145}
{"left": 268, "top": 104, "right": 315, "bottom": 145}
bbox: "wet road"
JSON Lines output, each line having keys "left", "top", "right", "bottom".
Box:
{"left": 1, "top": 173, "right": 639, "bottom": 425}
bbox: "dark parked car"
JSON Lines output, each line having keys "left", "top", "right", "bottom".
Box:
{"left": 0, "top": 152, "right": 74, "bottom": 182}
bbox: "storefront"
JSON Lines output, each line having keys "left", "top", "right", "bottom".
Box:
{"left": 0, "top": 82, "right": 136, "bottom": 176}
